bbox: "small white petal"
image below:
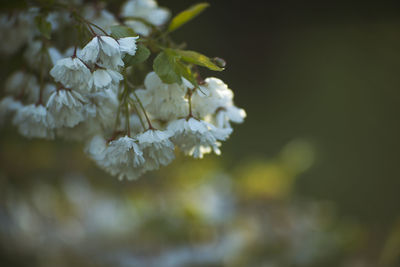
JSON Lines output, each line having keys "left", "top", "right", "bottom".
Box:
{"left": 91, "top": 136, "right": 146, "bottom": 180}
{"left": 137, "top": 129, "right": 175, "bottom": 170}
{"left": 92, "top": 69, "right": 112, "bottom": 90}
{"left": 79, "top": 37, "right": 100, "bottom": 64}
{"left": 13, "top": 104, "right": 54, "bottom": 139}
{"left": 46, "top": 90, "right": 87, "bottom": 128}
{"left": 99, "top": 36, "right": 120, "bottom": 57}
{"left": 50, "top": 57, "right": 92, "bottom": 92}
{"left": 118, "top": 36, "right": 139, "bottom": 55}
{"left": 168, "top": 118, "right": 229, "bottom": 159}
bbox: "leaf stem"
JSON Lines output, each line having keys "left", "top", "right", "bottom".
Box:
{"left": 36, "top": 44, "right": 47, "bottom": 106}
{"left": 114, "top": 103, "right": 121, "bottom": 132}
{"left": 122, "top": 71, "right": 131, "bottom": 136}
{"left": 186, "top": 89, "right": 193, "bottom": 119}
{"left": 132, "top": 91, "right": 153, "bottom": 130}
{"left": 125, "top": 101, "right": 131, "bottom": 137}
{"left": 86, "top": 20, "right": 109, "bottom": 36}
{"left": 128, "top": 98, "right": 146, "bottom": 130}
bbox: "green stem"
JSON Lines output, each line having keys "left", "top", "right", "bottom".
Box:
{"left": 122, "top": 70, "right": 131, "bottom": 136}
{"left": 125, "top": 101, "right": 130, "bottom": 137}
{"left": 128, "top": 98, "right": 146, "bottom": 130}
{"left": 114, "top": 104, "right": 121, "bottom": 132}
{"left": 187, "top": 89, "right": 193, "bottom": 119}
{"left": 36, "top": 44, "right": 47, "bottom": 106}
{"left": 132, "top": 91, "right": 153, "bottom": 130}
{"left": 86, "top": 20, "right": 109, "bottom": 36}
{"left": 72, "top": 11, "right": 109, "bottom": 36}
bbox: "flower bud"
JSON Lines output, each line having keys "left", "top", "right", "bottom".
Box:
{"left": 212, "top": 57, "right": 226, "bottom": 68}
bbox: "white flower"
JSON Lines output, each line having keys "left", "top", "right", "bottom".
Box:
{"left": 192, "top": 77, "right": 234, "bottom": 118}
{"left": 191, "top": 77, "right": 246, "bottom": 129}
{"left": 24, "top": 41, "right": 59, "bottom": 69}
{"left": 87, "top": 88, "right": 119, "bottom": 128}
{"left": 46, "top": 10, "right": 70, "bottom": 31}
{"left": 0, "top": 10, "right": 37, "bottom": 55}
{"left": 137, "top": 129, "right": 175, "bottom": 170}
{"left": 5, "top": 71, "right": 39, "bottom": 103}
{"left": 215, "top": 106, "right": 246, "bottom": 128}
{"left": 136, "top": 72, "right": 188, "bottom": 121}
{"left": 12, "top": 104, "right": 54, "bottom": 139}
{"left": 168, "top": 118, "right": 232, "bottom": 159}
{"left": 24, "top": 40, "right": 43, "bottom": 65}
{"left": 54, "top": 88, "right": 118, "bottom": 141}
{"left": 42, "top": 83, "right": 57, "bottom": 104}
{"left": 130, "top": 114, "right": 145, "bottom": 135}
{"left": 79, "top": 36, "right": 123, "bottom": 69}
{"left": 46, "top": 89, "right": 87, "bottom": 128}
{"left": 124, "top": 20, "right": 151, "bottom": 37}
{"left": 121, "top": 0, "right": 170, "bottom": 36}
{"left": 182, "top": 77, "right": 207, "bottom": 95}
{"left": 118, "top": 36, "right": 139, "bottom": 55}
{"left": 83, "top": 6, "right": 117, "bottom": 34}
{"left": 91, "top": 69, "right": 123, "bottom": 91}
{"left": 85, "top": 135, "right": 108, "bottom": 162}
{"left": 50, "top": 57, "right": 93, "bottom": 92}
{"left": 48, "top": 47, "right": 63, "bottom": 66}
{"left": 95, "top": 136, "right": 146, "bottom": 180}
{"left": 0, "top": 97, "right": 23, "bottom": 125}
{"left": 50, "top": 57, "right": 92, "bottom": 92}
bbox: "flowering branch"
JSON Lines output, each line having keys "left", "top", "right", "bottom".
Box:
{"left": 0, "top": 0, "right": 246, "bottom": 181}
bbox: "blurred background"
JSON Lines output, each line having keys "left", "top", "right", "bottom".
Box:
{"left": 1, "top": 0, "right": 400, "bottom": 266}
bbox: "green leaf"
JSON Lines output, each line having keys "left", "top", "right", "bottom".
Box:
{"left": 76, "top": 23, "right": 92, "bottom": 47}
{"left": 35, "top": 16, "right": 51, "bottom": 39}
{"left": 110, "top": 25, "right": 136, "bottom": 39}
{"left": 124, "top": 44, "right": 151, "bottom": 66}
{"left": 176, "top": 61, "right": 198, "bottom": 88}
{"left": 168, "top": 3, "right": 209, "bottom": 32}
{"left": 174, "top": 49, "right": 224, "bottom": 71}
{"left": 153, "top": 50, "right": 182, "bottom": 84}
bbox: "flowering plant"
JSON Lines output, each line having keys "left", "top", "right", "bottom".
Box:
{"left": 0, "top": 0, "right": 246, "bottom": 180}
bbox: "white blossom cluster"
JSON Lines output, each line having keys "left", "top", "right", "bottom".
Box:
{"left": 0, "top": 0, "right": 246, "bottom": 180}
{"left": 121, "top": 0, "right": 170, "bottom": 36}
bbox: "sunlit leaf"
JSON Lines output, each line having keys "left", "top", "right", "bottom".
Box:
{"left": 168, "top": 3, "right": 209, "bottom": 32}
{"left": 174, "top": 49, "right": 224, "bottom": 71}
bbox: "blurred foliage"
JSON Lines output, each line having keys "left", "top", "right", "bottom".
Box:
{"left": 0, "top": 131, "right": 398, "bottom": 266}
{"left": 0, "top": 133, "right": 364, "bottom": 266}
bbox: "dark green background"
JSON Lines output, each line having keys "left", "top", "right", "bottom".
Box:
{"left": 158, "top": 0, "right": 400, "bottom": 223}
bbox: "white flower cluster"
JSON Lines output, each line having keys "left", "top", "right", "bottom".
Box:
{"left": 0, "top": 0, "right": 246, "bottom": 180}
{"left": 121, "top": 0, "right": 170, "bottom": 36}
{"left": 136, "top": 73, "right": 245, "bottom": 159}
{"left": 0, "top": 8, "right": 38, "bottom": 54}
{"left": 84, "top": 70, "right": 246, "bottom": 180}
{"left": 1, "top": 33, "right": 138, "bottom": 139}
